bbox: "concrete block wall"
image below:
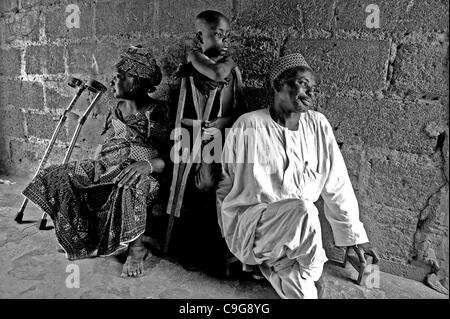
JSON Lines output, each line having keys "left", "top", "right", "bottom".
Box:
{"left": 0, "top": 0, "right": 448, "bottom": 284}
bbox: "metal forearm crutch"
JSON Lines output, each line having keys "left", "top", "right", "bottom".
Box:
{"left": 14, "top": 77, "right": 87, "bottom": 224}
{"left": 37, "top": 79, "right": 108, "bottom": 230}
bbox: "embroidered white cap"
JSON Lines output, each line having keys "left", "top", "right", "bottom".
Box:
{"left": 269, "top": 53, "right": 310, "bottom": 88}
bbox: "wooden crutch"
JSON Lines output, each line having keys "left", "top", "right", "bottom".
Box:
{"left": 37, "top": 79, "right": 107, "bottom": 230}
{"left": 14, "top": 77, "right": 87, "bottom": 224}
{"left": 163, "top": 77, "right": 218, "bottom": 254}
{"left": 330, "top": 246, "right": 379, "bottom": 285}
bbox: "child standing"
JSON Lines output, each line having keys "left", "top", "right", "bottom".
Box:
{"left": 170, "top": 10, "right": 246, "bottom": 275}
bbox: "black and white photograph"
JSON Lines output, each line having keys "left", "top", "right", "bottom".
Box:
{"left": 0, "top": 0, "right": 448, "bottom": 307}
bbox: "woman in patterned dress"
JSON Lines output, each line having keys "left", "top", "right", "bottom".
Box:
{"left": 22, "top": 46, "right": 171, "bottom": 277}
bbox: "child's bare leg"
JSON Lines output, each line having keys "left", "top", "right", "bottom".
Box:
{"left": 121, "top": 234, "right": 151, "bottom": 277}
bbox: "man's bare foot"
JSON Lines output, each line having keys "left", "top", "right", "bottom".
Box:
{"left": 121, "top": 246, "right": 150, "bottom": 278}
{"left": 315, "top": 276, "right": 325, "bottom": 299}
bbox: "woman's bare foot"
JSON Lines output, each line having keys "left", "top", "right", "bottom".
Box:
{"left": 121, "top": 246, "right": 150, "bottom": 278}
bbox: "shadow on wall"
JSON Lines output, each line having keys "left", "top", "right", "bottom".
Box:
{"left": 242, "top": 87, "right": 271, "bottom": 111}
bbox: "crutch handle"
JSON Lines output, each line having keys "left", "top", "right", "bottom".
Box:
{"left": 68, "top": 77, "right": 84, "bottom": 88}
{"left": 86, "top": 79, "right": 107, "bottom": 93}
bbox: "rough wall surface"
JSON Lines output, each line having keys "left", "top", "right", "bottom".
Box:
{"left": 0, "top": 0, "right": 448, "bottom": 284}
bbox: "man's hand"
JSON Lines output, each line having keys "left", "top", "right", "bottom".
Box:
{"left": 350, "top": 242, "right": 380, "bottom": 265}
{"left": 113, "top": 161, "right": 153, "bottom": 189}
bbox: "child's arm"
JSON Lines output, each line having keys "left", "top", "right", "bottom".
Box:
{"left": 187, "top": 50, "right": 235, "bottom": 82}
{"left": 202, "top": 73, "right": 239, "bottom": 140}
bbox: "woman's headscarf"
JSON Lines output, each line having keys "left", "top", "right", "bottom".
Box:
{"left": 115, "top": 45, "right": 162, "bottom": 88}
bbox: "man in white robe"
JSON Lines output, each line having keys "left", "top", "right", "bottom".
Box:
{"left": 216, "top": 53, "right": 379, "bottom": 299}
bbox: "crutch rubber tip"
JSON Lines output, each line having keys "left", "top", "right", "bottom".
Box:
{"left": 14, "top": 211, "right": 24, "bottom": 223}
{"left": 38, "top": 218, "right": 48, "bottom": 230}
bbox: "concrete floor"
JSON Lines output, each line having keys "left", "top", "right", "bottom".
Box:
{"left": 0, "top": 175, "right": 447, "bottom": 299}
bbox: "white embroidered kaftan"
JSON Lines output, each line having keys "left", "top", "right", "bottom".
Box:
{"left": 217, "top": 108, "right": 369, "bottom": 275}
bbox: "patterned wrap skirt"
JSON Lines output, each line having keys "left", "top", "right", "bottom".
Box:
{"left": 23, "top": 138, "right": 160, "bottom": 260}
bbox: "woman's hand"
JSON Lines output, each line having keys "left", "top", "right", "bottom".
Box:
{"left": 113, "top": 159, "right": 161, "bottom": 189}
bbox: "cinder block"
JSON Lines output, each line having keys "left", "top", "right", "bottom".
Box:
{"left": 8, "top": 139, "right": 49, "bottom": 173}
{"left": 240, "top": 87, "right": 271, "bottom": 112}
{"left": 335, "top": 0, "right": 449, "bottom": 33}
{"left": 0, "top": 81, "right": 10, "bottom": 106}
{"left": 94, "top": 1, "right": 126, "bottom": 36}
{"left": 67, "top": 114, "right": 106, "bottom": 149}
{"left": 444, "top": 127, "right": 449, "bottom": 182}
{"left": 21, "top": 0, "right": 63, "bottom": 9}
{"left": 45, "top": 1, "right": 94, "bottom": 41}
{"left": 0, "top": 48, "right": 21, "bottom": 76}
{"left": 3, "top": 11, "right": 40, "bottom": 44}
{"left": 93, "top": 42, "right": 125, "bottom": 75}
{"left": 322, "top": 97, "right": 448, "bottom": 154}
{"left": 302, "top": 0, "right": 335, "bottom": 30}
{"left": 67, "top": 41, "right": 129, "bottom": 77}
{"left": 21, "top": 81, "right": 45, "bottom": 110}
{"left": 143, "top": 37, "right": 187, "bottom": 79}
{"left": 0, "top": 80, "right": 44, "bottom": 110}
{"left": 378, "top": 259, "right": 431, "bottom": 282}
{"left": 0, "top": 0, "right": 19, "bottom": 13}
{"left": 121, "top": 0, "right": 153, "bottom": 34}
{"left": 63, "top": 87, "right": 112, "bottom": 117}
{"left": 45, "top": 85, "right": 73, "bottom": 110}
{"left": 366, "top": 154, "right": 445, "bottom": 211}
{"left": 66, "top": 43, "right": 96, "bottom": 75}
{"left": 391, "top": 43, "right": 449, "bottom": 98}
{"left": 95, "top": 0, "right": 154, "bottom": 37}
{"left": 233, "top": 35, "right": 280, "bottom": 87}
{"left": 236, "top": 0, "right": 334, "bottom": 31}
{"left": 285, "top": 39, "right": 390, "bottom": 92}
{"left": 93, "top": 37, "right": 184, "bottom": 85}
{"left": 92, "top": 89, "right": 116, "bottom": 116}
{"left": 25, "top": 112, "right": 68, "bottom": 141}
{"left": 25, "top": 45, "right": 65, "bottom": 74}
{"left": 158, "top": 0, "right": 233, "bottom": 35}
{"left": 360, "top": 203, "right": 417, "bottom": 263}
{"left": 340, "top": 147, "right": 362, "bottom": 192}
{"left": 0, "top": 107, "right": 26, "bottom": 138}
{"left": 20, "top": 0, "right": 41, "bottom": 10}
{"left": 236, "top": 0, "right": 303, "bottom": 30}
{"left": 8, "top": 139, "right": 94, "bottom": 173}
{"left": 0, "top": 137, "right": 11, "bottom": 174}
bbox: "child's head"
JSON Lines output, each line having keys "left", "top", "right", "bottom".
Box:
{"left": 194, "top": 10, "right": 230, "bottom": 57}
